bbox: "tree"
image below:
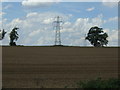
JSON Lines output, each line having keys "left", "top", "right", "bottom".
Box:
{"left": 9, "top": 27, "right": 19, "bottom": 46}
{"left": 85, "top": 26, "right": 108, "bottom": 47}
{"left": 0, "top": 29, "right": 7, "bottom": 40}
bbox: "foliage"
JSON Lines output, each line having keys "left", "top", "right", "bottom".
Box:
{"left": 64, "top": 85, "right": 68, "bottom": 88}
{"left": 0, "top": 29, "right": 7, "bottom": 40}
{"left": 9, "top": 27, "right": 19, "bottom": 46}
{"left": 77, "top": 77, "right": 120, "bottom": 88}
{"left": 85, "top": 26, "right": 108, "bottom": 47}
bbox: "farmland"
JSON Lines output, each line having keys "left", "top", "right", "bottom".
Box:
{"left": 2, "top": 46, "right": 119, "bottom": 88}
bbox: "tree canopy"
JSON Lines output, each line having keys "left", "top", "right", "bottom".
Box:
{"left": 85, "top": 26, "right": 108, "bottom": 47}
{"left": 9, "top": 27, "right": 19, "bottom": 46}
{"left": 0, "top": 29, "right": 7, "bottom": 40}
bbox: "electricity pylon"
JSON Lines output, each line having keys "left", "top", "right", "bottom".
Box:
{"left": 53, "top": 16, "right": 63, "bottom": 45}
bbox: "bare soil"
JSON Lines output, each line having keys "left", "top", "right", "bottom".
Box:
{"left": 2, "top": 46, "right": 119, "bottom": 88}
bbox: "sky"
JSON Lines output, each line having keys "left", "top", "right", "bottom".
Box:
{"left": 0, "top": 0, "right": 119, "bottom": 46}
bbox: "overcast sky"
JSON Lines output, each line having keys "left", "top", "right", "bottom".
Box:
{"left": 0, "top": 1, "right": 119, "bottom": 46}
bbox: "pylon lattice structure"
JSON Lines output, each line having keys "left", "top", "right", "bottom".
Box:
{"left": 53, "top": 16, "right": 63, "bottom": 45}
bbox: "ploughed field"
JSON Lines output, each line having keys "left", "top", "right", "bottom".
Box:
{"left": 2, "top": 46, "right": 119, "bottom": 88}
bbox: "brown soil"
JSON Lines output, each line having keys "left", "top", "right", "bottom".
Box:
{"left": 2, "top": 46, "right": 119, "bottom": 88}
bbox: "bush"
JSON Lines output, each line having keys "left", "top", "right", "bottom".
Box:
{"left": 77, "top": 77, "right": 120, "bottom": 88}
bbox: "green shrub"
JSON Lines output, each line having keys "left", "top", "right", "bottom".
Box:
{"left": 77, "top": 77, "right": 120, "bottom": 88}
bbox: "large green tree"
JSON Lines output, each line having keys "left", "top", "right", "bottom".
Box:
{"left": 9, "top": 27, "right": 19, "bottom": 46}
{"left": 85, "top": 26, "right": 108, "bottom": 47}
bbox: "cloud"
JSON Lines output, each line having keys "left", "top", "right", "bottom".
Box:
{"left": 70, "top": 9, "right": 81, "bottom": 13}
{"left": 0, "top": 12, "right": 6, "bottom": 16}
{"left": 22, "top": 0, "right": 60, "bottom": 8}
{"left": 61, "top": 14, "right": 118, "bottom": 46}
{"left": 61, "top": 14, "right": 106, "bottom": 46}
{"left": 1, "top": 12, "right": 118, "bottom": 46}
{"left": 0, "top": 12, "right": 6, "bottom": 27}
{"left": 102, "top": 0, "right": 118, "bottom": 7}
{"left": 86, "top": 7, "right": 95, "bottom": 12}
{"left": 102, "top": 0, "right": 119, "bottom": 2}
{"left": 104, "top": 29, "right": 118, "bottom": 46}
{"left": 108, "top": 17, "right": 118, "bottom": 22}
{"left": 3, "top": 4, "right": 12, "bottom": 9}
{"left": 28, "top": 29, "right": 40, "bottom": 37}
{"left": 2, "top": 12, "right": 70, "bottom": 46}
{"left": 43, "top": 18, "right": 54, "bottom": 24}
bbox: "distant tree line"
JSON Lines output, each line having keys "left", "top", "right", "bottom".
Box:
{"left": 0, "top": 26, "right": 108, "bottom": 47}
